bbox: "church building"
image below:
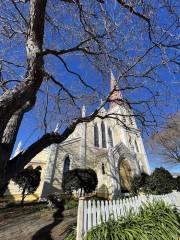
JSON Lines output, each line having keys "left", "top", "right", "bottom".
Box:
{"left": 40, "top": 72, "right": 150, "bottom": 199}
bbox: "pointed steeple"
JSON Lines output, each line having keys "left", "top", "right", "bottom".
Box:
{"left": 54, "top": 123, "right": 60, "bottom": 133}
{"left": 109, "top": 71, "right": 122, "bottom": 105}
{"left": 13, "top": 141, "right": 22, "bottom": 157}
{"left": 81, "top": 105, "right": 86, "bottom": 117}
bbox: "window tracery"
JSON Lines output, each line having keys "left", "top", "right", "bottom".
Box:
{"left": 94, "top": 123, "right": 99, "bottom": 147}
{"left": 108, "top": 128, "right": 113, "bottom": 147}
{"left": 63, "top": 155, "right": 70, "bottom": 174}
{"left": 101, "top": 122, "right": 107, "bottom": 148}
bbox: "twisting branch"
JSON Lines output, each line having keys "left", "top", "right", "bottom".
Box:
{"left": 43, "top": 34, "right": 105, "bottom": 56}
{"left": 116, "top": 0, "right": 152, "bottom": 41}
{"left": 116, "top": 0, "right": 150, "bottom": 22}
{"left": 53, "top": 55, "right": 97, "bottom": 92}
{"left": 0, "top": 59, "right": 25, "bottom": 68}
{"left": 11, "top": 0, "right": 28, "bottom": 26}
{"left": 45, "top": 72, "right": 79, "bottom": 107}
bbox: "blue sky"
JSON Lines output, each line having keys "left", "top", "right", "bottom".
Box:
{"left": 14, "top": 60, "right": 180, "bottom": 174}
{"left": 3, "top": 0, "right": 179, "bottom": 174}
{"left": 12, "top": 45, "right": 180, "bottom": 174}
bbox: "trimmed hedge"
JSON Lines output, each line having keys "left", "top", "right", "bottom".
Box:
{"left": 131, "top": 168, "right": 178, "bottom": 195}
{"left": 62, "top": 168, "right": 98, "bottom": 195}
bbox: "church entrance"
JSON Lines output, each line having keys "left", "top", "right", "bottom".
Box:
{"left": 119, "top": 160, "right": 132, "bottom": 191}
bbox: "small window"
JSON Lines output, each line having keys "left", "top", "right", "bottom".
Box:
{"left": 135, "top": 140, "right": 139, "bottom": 152}
{"left": 101, "top": 122, "right": 107, "bottom": 148}
{"left": 108, "top": 128, "right": 113, "bottom": 147}
{"left": 102, "top": 163, "right": 105, "bottom": 175}
{"left": 94, "top": 123, "right": 99, "bottom": 147}
{"left": 63, "top": 156, "right": 70, "bottom": 174}
{"left": 129, "top": 137, "right": 134, "bottom": 151}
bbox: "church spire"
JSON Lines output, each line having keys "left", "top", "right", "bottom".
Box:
{"left": 13, "top": 141, "right": 22, "bottom": 157}
{"left": 81, "top": 105, "right": 86, "bottom": 117}
{"left": 109, "top": 71, "right": 122, "bottom": 105}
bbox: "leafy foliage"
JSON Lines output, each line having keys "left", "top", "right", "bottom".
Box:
{"left": 12, "top": 166, "right": 42, "bottom": 204}
{"left": 64, "top": 224, "right": 76, "bottom": 240}
{"left": 131, "top": 168, "right": 175, "bottom": 195}
{"left": 62, "top": 168, "right": 98, "bottom": 195}
{"left": 47, "top": 192, "right": 65, "bottom": 209}
{"left": 174, "top": 176, "right": 180, "bottom": 192}
{"left": 143, "top": 167, "right": 174, "bottom": 194}
{"left": 130, "top": 172, "right": 149, "bottom": 194}
{"left": 47, "top": 193, "right": 78, "bottom": 210}
{"left": 84, "top": 201, "right": 180, "bottom": 240}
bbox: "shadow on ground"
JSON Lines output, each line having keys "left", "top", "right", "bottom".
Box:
{"left": 32, "top": 205, "right": 64, "bottom": 240}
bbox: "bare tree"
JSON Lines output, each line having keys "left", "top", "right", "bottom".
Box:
{"left": 149, "top": 112, "right": 180, "bottom": 165}
{"left": 0, "top": 0, "right": 179, "bottom": 192}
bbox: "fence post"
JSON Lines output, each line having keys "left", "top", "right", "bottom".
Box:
{"left": 171, "top": 191, "right": 180, "bottom": 209}
{"left": 76, "top": 197, "right": 85, "bottom": 240}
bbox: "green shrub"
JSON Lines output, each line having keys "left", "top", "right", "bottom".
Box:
{"left": 131, "top": 168, "right": 177, "bottom": 195}
{"left": 47, "top": 192, "right": 64, "bottom": 209}
{"left": 174, "top": 176, "right": 180, "bottom": 191}
{"left": 47, "top": 193, "right": 78, "bottom": 210}
{"left": 84, "top": 201, "right": 180, "bottom": 240}
{"left": 143, "top": 167, "right": 174, "bottom": 194}
{"left": 63, "top": 197, "right": 78, "bottom": 210}
{"left": 65, "top": 224, "right": 76, "bottom": 240}
{"left": 62, "top": 168, "right": 98, "bottom": 195}
{"left": 130, "top": 172, "right": 149, "bottom": 194}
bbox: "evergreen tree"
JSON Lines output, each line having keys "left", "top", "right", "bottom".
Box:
{"left": 13, "top": 166, "right": 42, "bottom": 204}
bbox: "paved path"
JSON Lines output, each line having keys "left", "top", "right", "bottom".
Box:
{"left": 0, "top": 207, "right": 77, "bottom": 240}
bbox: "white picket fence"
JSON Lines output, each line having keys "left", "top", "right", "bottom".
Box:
{"left": 76, "top": 192, "right": 180, "bottom": 240}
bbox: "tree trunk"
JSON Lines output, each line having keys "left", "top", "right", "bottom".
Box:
{"left": 0, "top": 182, "right": 9, "bottom": 197}
{"left": 21, "top": 186, "right": 26, "bottom": 206}
{"left": 0, "top": 0, "right": 47, "bottom": 140}
{"left": 0, "top": 0, "right": 47, "bottom": 192}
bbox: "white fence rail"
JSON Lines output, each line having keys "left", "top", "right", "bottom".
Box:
{"left": 76, "top": 192, "right": 180, "bottom": 240}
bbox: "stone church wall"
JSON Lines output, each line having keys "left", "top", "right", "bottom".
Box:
{"left": 51, "top": 138, "right": 81, "bottom": 192}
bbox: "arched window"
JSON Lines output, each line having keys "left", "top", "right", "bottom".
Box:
{"left": 94, "top": 123, "right": 99, "bottom": 147}
{"left": 101, "top": 122, "right": 107, "bottom": 148}
{"left": 102, "top": 163, "right": 105, "bottom": 175}
{"left": 129, "top": 137, "right": 134, "bottom": 151}
{"left": 63, "top": 156, "right": 70, "bottom": 174}
{"left": 135, "top": 140, "right": 139, "bottom": 152}
{"left": 108, "top": 128, "right": 113, "bottom": 147}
